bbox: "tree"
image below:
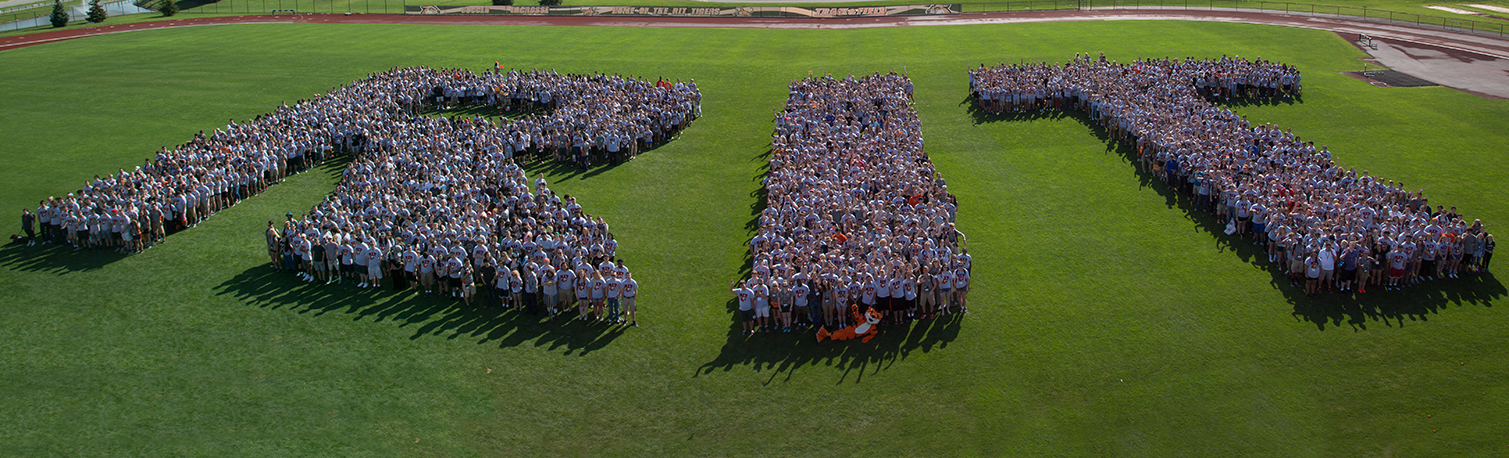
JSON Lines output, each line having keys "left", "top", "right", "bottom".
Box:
{"left": 538, "top": 0, "right": 559, "bottom": 5}
{"left": 491, "top": 0, "right": 512, "bottom": 5}
{"left": 159, "top": 0, "right": 177, "bottom": 16}
{"left": 49, "top": 0, "right": 68, "bottom": 28}
{"left": 86, "top": 0, "right": 108, "bottom": 23}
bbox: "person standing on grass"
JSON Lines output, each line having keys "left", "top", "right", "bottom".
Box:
{"left": 21, "top": 209, "right": 36, "bottom": 246}
{"left": 889, "top": 272, "right": 906, "bottom": 324}
{"left": 265, "top": 221, "right": 281, "bottom": 268}
{"left": 605, "top": 271, "right": 622, "bottom": 324}
{"left": 1483, "top": 234, "right": 1495, "bottom": 272}
{"left": 917, "top": 266, "right": 934, "bottom": 319}
{"left": 366, "top": 242, "right": 385, "bottom": 290}
{"left": 509, "top": 268, "right": 523, "bottom": 311}
{"left": 1338, "top": 242, "right": 1359, "bottom": 293}
{"left": 556, "top": 265, "right": 575, "bottom": 318}
{"left": 732, "top": 279, "right": 756, "bottom": 335}
{"left": 416, "top": 250, "right": 434, "bottom": 294}
{"left": 542, "top": 265, "right": 559, "bottom": 317}
{"left": 792, "top": 277, "right": 810, "bottom": 331}
{"left": 1318, "top": 242, "right": 1336, "bottom": 293}
{"left": 1304, "top": 249, "right": 1322, "bottom": 298}
{"left": 902, "top": 270, "right": 917, "bottom": 321}
{"left": 575, "top": 264, "right": 591, "bottom": 318}
{"left": 589, "top": 269, "right": 607, "bottom": 321}
{"left": 1388, "top": 244, "right": 1407, "bottom": 291}
{"left": 936, "top": 268, "right": 953, "bottom": 315}
{"left": 310, "top": 235, "right": 328, "bottom": 284}
{"left": 523, "top": 262, "right": 540, "bottom": 314}
{"left": 460, "top": 262, "right": 477, "bottom": 307}
{"left": 1462, "top": 230, "right": 1481, "bottom": 274}
{"left": 753, "top": 278, "right": 773, "bottom": 333}
{"left": 621, "top": 270, "right": 638, "bottom": 327}
{"left": 353, "top": 236, "right": 371, "bottom": 288}
{"left": 953, "top": 261, "right": 970, "bottom": 313}
{"left": 402, "top": 245, "right": 419, "bottom": 291}
{"left": 493, "top": 262, "right": 511, "bottom": 309}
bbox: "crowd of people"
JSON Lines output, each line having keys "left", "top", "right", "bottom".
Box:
{"left": 969, "top": 54, "right": 1493, "bottom": 297}
{"left": 733, "top": 73, "right": 971, "bottom": 337}
{"left": 428, "top": 64, "right": 702, "bottom": 170}
{"left": 20, "top": 65, "right": 701, "bottom": 325}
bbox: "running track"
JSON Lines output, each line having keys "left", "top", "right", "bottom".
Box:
{"left": 3, "top": 8, "right": 1508, "bottom": 59}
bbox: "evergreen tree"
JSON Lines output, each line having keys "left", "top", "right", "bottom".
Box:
{"left": 49, "top": 0, "right": 68, "bottom": 28}
{"left": 86, "top": 0, "right": 108, "bottom": 23}
{"left": 159, "top": 0, "right": 177, "bottom": 16}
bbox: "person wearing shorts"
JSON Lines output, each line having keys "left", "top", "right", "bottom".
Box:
{"left": 751, "top": 279, "right": 771, "bottom": 333}
{"left": 448, "top": 257, "right": 466, "bottom": 298}
{"left": 1305, "top": 253, "right": 1322, "bottom": 298}
{"left": 556, "top": 266, "right": 576, "bottom": 318}
{"left": 874, "top": 274, "right": 892, "bottom": 326}
{"left": 495, "top": 265, "right": 512, "bottom": 310}
{"left": 622, "top": 271, "right": 638, "bottom": 327}
{"left": 310, "top": 238, "right": 327, "bottom": 282}
{"left": 575, "top": 265, "right": 591, "bottom": 318}
{"left": 953, "top": 265, "right": 970, "bottom": 313}
{"left": 419, "top": 253, "right": 436, "bottom": 294}
{"left": 589, "top": 271, "right": 607, "bottom": 321}
{"left": 773, "top": 279, "right": 792, "bottom": 332}
{"left": 889, "top": 275, "right": 906, "bottom": 323}
{"left": 1388, "top": 248, "right": 1407, "bottom": 290}
{"left": 936, "top": 270, "right": 953, "bottom": 315}
{"left": 731, "top": 279, "right": 754, "bottom": 335}
{"left": 366, "top": 244, "right": 385, "bottom": 289}
{"left": 792, "top": 279, "right": 810, "bottom": 331}
{"left": 917, "top": 269, "right": 935, "bottom": 319}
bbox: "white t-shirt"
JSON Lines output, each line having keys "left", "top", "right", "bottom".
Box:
{"left": 622, "top": 279, "right": 638, "bottom": 298}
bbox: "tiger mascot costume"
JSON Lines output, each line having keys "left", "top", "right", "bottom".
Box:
{"left": 816, "top": 305, "right": 882, "bottom": 343}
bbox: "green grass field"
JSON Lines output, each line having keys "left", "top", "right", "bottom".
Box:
{"left": 1, "top": 20, "right": 1507, "bottom": 456}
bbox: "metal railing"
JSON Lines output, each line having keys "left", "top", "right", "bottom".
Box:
{"left": 957, "top": 0, "right": 1507, "bottom": 38}
{"left": 167, "top": 0, "right": 410, "bottom": 15}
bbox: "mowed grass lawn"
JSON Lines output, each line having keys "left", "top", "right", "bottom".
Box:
{"left": 1, "top": 21, "right": 1507, "bottom": 456}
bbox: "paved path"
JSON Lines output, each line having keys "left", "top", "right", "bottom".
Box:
{"left": 2, "top": 8, "right": 1507, "bottom": 96}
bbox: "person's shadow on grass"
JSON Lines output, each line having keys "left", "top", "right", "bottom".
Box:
{"left": 0, "top": 240, "right": 128, "bottom": 274}
{"left": 213, "top": 264, "right": 627, "bottom": 355}
{"left": 694, "top": 148, "right": 962, "bottom": 384}
{"left": 693, "top": 296, "right": 964, "bottom": 385}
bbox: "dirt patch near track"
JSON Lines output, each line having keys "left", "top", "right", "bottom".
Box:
{"left": 3, "top": 9, "right": 1508, "bottom": 97}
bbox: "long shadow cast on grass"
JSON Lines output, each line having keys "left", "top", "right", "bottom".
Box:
{"left": 966, "top": 95, "right": 1503, "bottom": 332}
{"left": 213, "top": 264, "right": 626, "bottom": 354}
{"left": 0, "top": 240, "right": 129, "bottom": 274}
{"left": 696, "top": 147, "right": 961, "bottom": 384}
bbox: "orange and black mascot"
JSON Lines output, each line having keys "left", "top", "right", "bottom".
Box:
{"left": 816, "top": 305, "right": 882, "bottom": 343}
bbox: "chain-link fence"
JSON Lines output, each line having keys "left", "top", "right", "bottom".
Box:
{"left": 957, "top": 0, "right": 1507, "bottom": 38}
